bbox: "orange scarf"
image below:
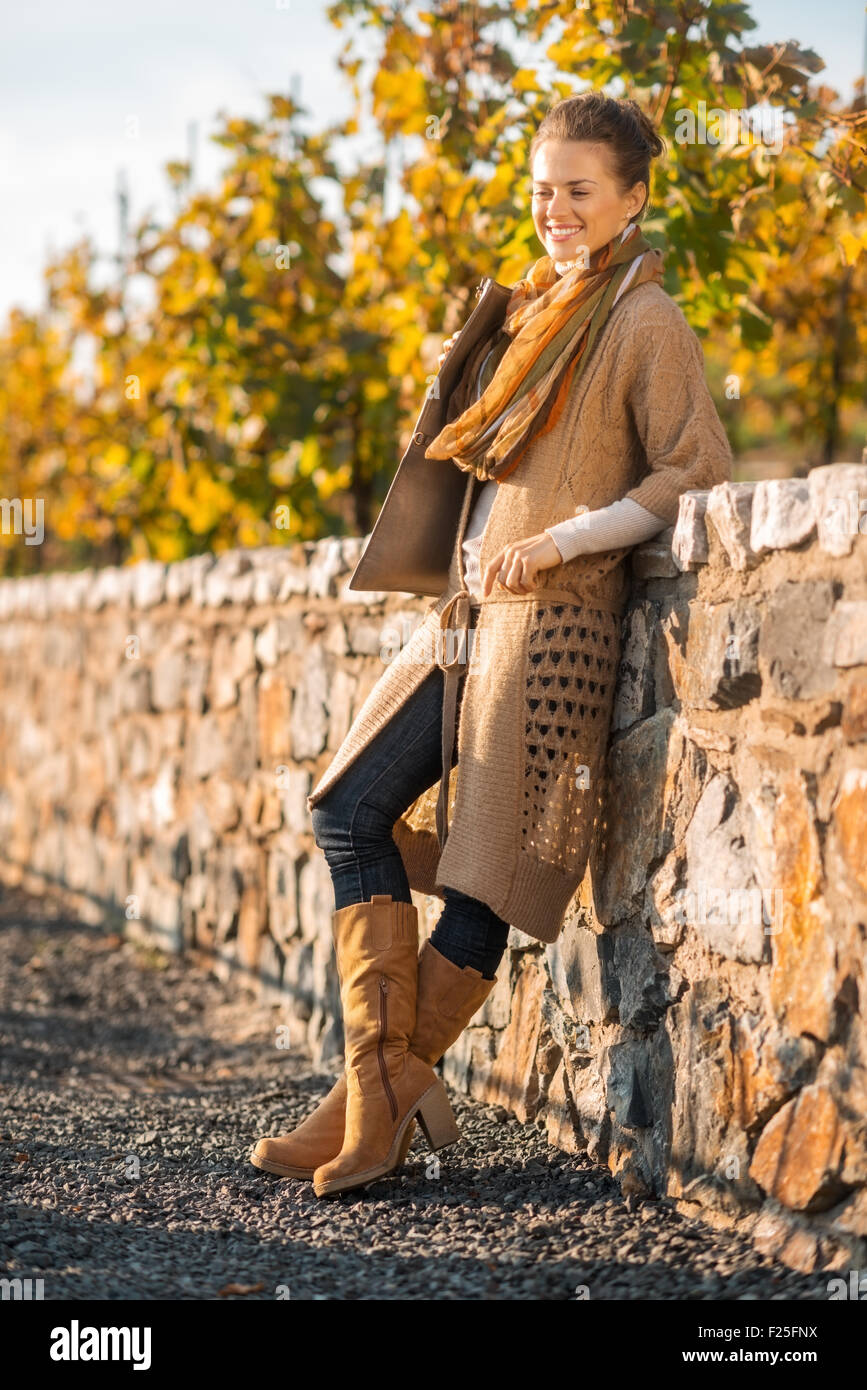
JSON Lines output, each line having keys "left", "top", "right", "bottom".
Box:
{"left": 425, "top": 225, "right": 665, "bottom": 482}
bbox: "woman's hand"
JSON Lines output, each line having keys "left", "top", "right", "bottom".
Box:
{"left": 436, "top": 330, "right": 461, "bottom": 369}
{"left": 482, "top": 531, "right": 564, "bottom": 597}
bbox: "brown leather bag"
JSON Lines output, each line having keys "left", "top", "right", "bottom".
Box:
{"left": 348, "top": 276, "right": 512, "bottom": 596}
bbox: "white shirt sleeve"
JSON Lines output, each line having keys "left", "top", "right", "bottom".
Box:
{"left": 544, "top": 496, "right": 669, "bottom": 563}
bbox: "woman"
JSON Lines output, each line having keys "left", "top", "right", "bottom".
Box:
{"left": 251, "top": 92, "right": 733, "bottom": 1197}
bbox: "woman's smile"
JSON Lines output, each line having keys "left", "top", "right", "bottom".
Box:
{"left": 546, "top": 222, "right": 585, "bottom": 244}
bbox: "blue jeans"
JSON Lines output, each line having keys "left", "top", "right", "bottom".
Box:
{"left": 310, "top": 662, "right": 510, "bottom": 980}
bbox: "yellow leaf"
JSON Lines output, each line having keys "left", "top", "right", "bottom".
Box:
{"left": 837, "top": 231, "right": 864, "bottom": 266}
{"left": 512, "top": 69, "right": 539, "bottom": 93}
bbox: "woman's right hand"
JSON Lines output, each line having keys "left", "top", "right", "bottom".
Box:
{"left": 436, "top": 330, "right": 461, "bottom": 369}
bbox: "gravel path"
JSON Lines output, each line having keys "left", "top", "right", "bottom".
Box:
{"left": 0, "top": 886, "right": 828, "bottom": 1302}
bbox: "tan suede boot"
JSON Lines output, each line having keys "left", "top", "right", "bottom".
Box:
{"left": 250, "top": 1075, "right": 350, "bottom": 1179}
{"left": 411, "top": 938, "right": 497, "bottom": 1066}
{"left": 250, "top": 933, "right": 497, "bottom": 1179}
{"left": 312, "top": 894, "right": 460, "bottom": 1197}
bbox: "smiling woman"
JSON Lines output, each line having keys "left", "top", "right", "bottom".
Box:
{"left": 252, "top": 90, "right": 733, "bottom": 1200}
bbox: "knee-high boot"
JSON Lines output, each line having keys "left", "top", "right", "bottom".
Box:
{"left": 250, "top": 908, "right": 497, "bottom": 1181}
{"left": 312, "top": 893, "right": 459, "bottom": 1196}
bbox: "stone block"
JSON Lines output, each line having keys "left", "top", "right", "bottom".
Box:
{"left": 544, "top": 923, "right": 618, "bottom": 1024}
{"left": 645, "top": 853, "right": 686, "bottom": 951}
{"left": 267, "top": 837, "right": 300, "bottom": 944}
{"left": 210, "top": 630, "right": 239, "bottom": 710}
{"left": 257, "top": 932, "right": 286, "bottom": 1006}
{"left": 612, "top": 930, "right": 683, "bottom": 1030}
{"left": 822, "top": 601, "right": 867, "bottom": 669}
{"left": 120, "top": 663, "right": 152, "bottom": 715}
{"left": 842, "top": 675, "right": 867, "bottom": 743}
{"left": 231, "top": 627, "right": 257, "bottom": 682}
{"left": 563, "top": 1057, "right": 609, "bottom": 1162}
{"left": 165, "top": 554, "right": 213, "bottom": 604}
{"left": 611, "top": 600, "right": 657, "bottom": 732}
{"left": 598, "top": 708, "right": 685, "bottom": 922}
{"left": 808, "top": 462, "right": 867, "bottom": 557}
{"left": 203, "top": 777, "right": 241, "bottom": 834}
{"left": 672, "top": 491, "right": 711, "bottom": 571}
{"left": 603, "top": 1040, "right": 653, "bottom": 1129}
{"left": 279, "top": 768, "right": 312, "bottom": 835}
{"left": 687, "top": 599, "right": 762, "bottom": 709}
{"left": 827, "top": 766, "right": 867, "bottom": 901}
{"left": 308, "top": 538, "right": 345, "bottom": 599}
{"left": 749, "top": 1084, "right": 849, "bottom": 1212}
{"left": 131, "top": 561, "right": 166, "bottom": 610}
{"left": 665, "top": 978, "right": 761, "bottom": 1205}
{"left": 254, "top": 616, "right": 294, "bottom": 668}
{"left": 476, "top": 962, "right": 513, "bottom": 1029}
{"left": 237, "top": 847, "right": 267, "bottom": 972}
{"left": 544, "top": 1060, "right": 582, "bottom": 1152}
{"left": 223, "top": 677, "right": 259, "bottom": 781}
{"left": 683, "top": 773, "right": 766, "bottom": 963}
{"left": 630, "top": 529, "right": 678, "bottom": 579}
{"left": 760, "top": 580, "right": 837, "bottom": 700}
{"left": 732, "top": 1012, "right": 820, "bottom": 1134}
{"left": 478, "top": 959, "right": 546, "bottom": 1123}
{"left": 706, "top": 481, "right": 760, "bottom": 570}
{"left": 276, "top": 564, "right": 311, "bottom": 600}
{"left": 203, "top": 552, "right": 252, "bottom": 607}
{"left": 152, "top": 650, "right": 186, "bottom": 712}
{"left": 347, "top": 617, "right": 390, "bottom": 657}
{"left": 751, "top": 478, "right": 814, "bottom": 553}
{"left": 327, "top": 668, "right": 357, "bottom": 750}
{"left": 769, "top": 771, "right": 835, "bottom": 1041}
{"left": 190, "top": 715, "right": 225, "bottom": 780}
{"left": 297, "top": 850, "right": 335, "bottom": 944}
{"left": 184, "top": 654, "right": 209, "bottom": 715}
{"left": 290, "top": 645, "right": 330, "bottom": 759}
{"left": 283, "top": 939, "right": 315, "bottom": 1022}
{"left": 258, "top": 672, "right": 292, "bottom": 763}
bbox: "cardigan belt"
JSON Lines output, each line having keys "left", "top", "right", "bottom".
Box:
{"left": 433, "top": 586, "right": 474, "bottom": 850}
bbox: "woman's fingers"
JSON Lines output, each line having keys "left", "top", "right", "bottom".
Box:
{"left": 482, "top": 534, "right": 562, "bottom": 597}
{"left": 436, "top": 329, "right": 461, "bottom": 368}
{"left": 505, "top": 552, "right": 532, "bottom": 593}
{"left": 483, "top": 544, "right": 533, "bottom": 596}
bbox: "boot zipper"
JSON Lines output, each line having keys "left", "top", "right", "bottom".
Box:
{"left": 378, "top": 976, "right": 398, "bottom": 1122}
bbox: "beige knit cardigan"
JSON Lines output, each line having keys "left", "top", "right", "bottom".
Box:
{"left": 307, "top": 281, "right": 733, "bottom": 943}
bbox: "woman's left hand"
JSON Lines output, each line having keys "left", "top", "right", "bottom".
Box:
{"left": 482, "top": 532, "right": 563, "bottom": 597}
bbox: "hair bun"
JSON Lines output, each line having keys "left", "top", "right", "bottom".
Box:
{"left": 622, "top": 99, "right": 666, "bottom": 158}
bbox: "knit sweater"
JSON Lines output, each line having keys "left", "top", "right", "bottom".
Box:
{"left": 307, "top": 279, "right": 733, "bottom": 943}
{"left": 460, "top": 220, "right": 666, "bottom": 601}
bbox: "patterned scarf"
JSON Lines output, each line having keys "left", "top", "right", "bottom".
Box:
{"left": 424, "top": 224, "right": 665, "bottom": 482}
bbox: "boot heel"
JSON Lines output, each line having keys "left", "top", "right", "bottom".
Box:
{"left": 415, "top": 1078, "right": 460, "bottom": 1151}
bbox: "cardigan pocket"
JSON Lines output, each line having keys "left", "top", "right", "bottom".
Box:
{"left": 520, "top": 598, "right": 621, "bottom": 873}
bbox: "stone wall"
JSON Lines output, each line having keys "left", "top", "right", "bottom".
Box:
{"left": 1, "top": 461, "right": 865, "bottom": 1273}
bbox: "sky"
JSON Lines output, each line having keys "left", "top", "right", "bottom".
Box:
{"left": 0, "top": 0, "right": 863, "bottom": 323}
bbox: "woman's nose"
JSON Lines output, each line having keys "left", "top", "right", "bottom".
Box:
{"left": 547, "top": 191, "right": 571, "bottom": 218}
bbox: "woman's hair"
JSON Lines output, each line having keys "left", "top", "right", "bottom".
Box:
{"left": 529, "top": 92, "right": 665, "bottom": 220}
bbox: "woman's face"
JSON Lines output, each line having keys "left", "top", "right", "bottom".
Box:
{"left": 531, "top": 138, "right": 646, "bottom": 262}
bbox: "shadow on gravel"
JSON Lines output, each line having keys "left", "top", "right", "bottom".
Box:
{"left": 2, "top": 1193, "right": 761, "bottom": 1301}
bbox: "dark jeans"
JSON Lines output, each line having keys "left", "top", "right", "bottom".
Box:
{"left": 310, "top": 663, "right": 510, "bottom": 980}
